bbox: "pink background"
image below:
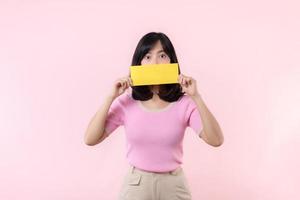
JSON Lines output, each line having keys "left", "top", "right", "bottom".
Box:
{"left": 1, "top": 0, "right": 299, "bottom": 199}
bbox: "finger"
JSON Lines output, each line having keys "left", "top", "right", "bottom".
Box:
{"left": 179, "top": 74, "right": 184, "bottom": 83}
{"left": 183, "top": 79, "right": 187, "bottom": 86}
{"left": 121, "top": 81, "right": 126, "bottom": 88}
{"left": 117, "top": 80, "right": 122, "bottom": 87}
{"left": 128, "top": 78, "right": 133, "bottom": 86}
{"left": 186, "top": 78, "right": 191, "bottom": 85}
{"left": 127, "top": 78, "right": 130, "bottom": 86}
{"left": 183, "top": 78, "right": 187, "bottom": 86}
{"left": 180, "top": 76, "right": 184, "bottom": 84}
{"left": 180, "top": 76, "right": 184, "bottom": 85}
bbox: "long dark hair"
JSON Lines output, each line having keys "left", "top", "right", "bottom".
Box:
{"left": 129, "top": 32, "right": 184, "bottom": 102}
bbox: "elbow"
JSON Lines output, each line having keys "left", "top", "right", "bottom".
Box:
{"left": 84, "top": 138, "right": 97, "bottom": 146}
{"left": 84, "top": 133, "right": 97, "bottom": 146}
{"left": 201, "top": 129, "right": 224, "bottom": 147}
{"left": 85, "top": 142, "right": 96, "bottom": 146}
{"left": 211, "top": 136, "right": 224, "bottom": 147}
{"left": 84, "top": 131, "right": 107, "bottom": 146}
{"left": 211, "top": 141, "right": 223, "bottom": 147}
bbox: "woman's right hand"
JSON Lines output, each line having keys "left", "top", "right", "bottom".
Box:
{"left": 108, "top": 76, "right": 133, "bottom": 99}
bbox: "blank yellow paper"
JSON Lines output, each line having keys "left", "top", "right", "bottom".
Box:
{"left": 130, "top": 63, "right": 179, "bottom": 86}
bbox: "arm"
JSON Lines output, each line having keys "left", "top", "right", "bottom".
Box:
{"left": 191, "top": 94, "right": 224, "bottom": 147}
{"left": 84, "top": 75, "right": 132, "bottom": 146}
{"left": 84, "top": 95, "right": 115, "bottom": 146}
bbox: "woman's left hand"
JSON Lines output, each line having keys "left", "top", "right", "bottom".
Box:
{"left": 178, "top": 74, "right": 200, "bottom": 97}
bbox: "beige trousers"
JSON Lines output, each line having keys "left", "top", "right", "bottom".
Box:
{"left": 118, "top": 165, "right": 192, "bottom": 200}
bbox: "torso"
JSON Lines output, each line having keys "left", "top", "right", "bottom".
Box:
{"left": 139, "top": 98, "right": 172, "bottom": 111}
{"left": 112, "top": 91, "right": 201, "bottom": 172}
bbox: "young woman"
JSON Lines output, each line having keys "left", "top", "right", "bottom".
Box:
{"left": 84, "top": 32, "right": 224, "bottom": 200}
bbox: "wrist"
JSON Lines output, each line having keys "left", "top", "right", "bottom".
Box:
{"left": 106, "top": 93, "right": 117, "bottom": 101}
{"left": 190, "top": 92, "right": 201, "bottom": 100}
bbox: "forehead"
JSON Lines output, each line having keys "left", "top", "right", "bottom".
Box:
{"left": 148, "top": 41, "right": 165, "bottom": 53}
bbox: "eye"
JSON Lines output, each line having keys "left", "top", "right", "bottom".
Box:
{"left": 160, "top": 54, "right": 167, "bottom": 59}
{"left": 145, "top": 55, "right": 151, "bottom": 59}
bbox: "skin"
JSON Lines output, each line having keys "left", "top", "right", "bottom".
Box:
{"left": 139, "top": 40, "right": 173, "bottom": 109}
{"left": 84, "top": 40, "right": 224, "bottom": 147}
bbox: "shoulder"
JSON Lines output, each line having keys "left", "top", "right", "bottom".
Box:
{"left": 114, "top": 90, "right": 134, "bottom": 107}
{"left": 176, "top": 94, "right": 198, "bottom": 117}
{"left": 177, "top": 94, "right": 195, "bottom": 106}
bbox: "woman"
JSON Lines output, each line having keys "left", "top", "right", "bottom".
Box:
{"left": 84, "top": 32, "right": 224, "bottom": 200}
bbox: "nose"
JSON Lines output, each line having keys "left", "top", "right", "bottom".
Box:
{"left": 154, "top": 56, "right": 160, "bottom": 64}
{"left": 148, "top": 56, "right": 159, "bottom": 65}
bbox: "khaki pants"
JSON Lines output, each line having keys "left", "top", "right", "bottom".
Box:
{"left": 118, "top": 165, "right": 192, "bottom": 200}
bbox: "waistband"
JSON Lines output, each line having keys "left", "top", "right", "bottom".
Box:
{"left": 129, "top": 165, "right": 183, "bottom": 176}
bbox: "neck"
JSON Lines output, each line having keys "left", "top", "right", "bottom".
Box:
{"left": 150, "top": 85, "right": 160, "bottom": 100}
{"left": 150, "top": 85, "right": 159, "bottom": 93}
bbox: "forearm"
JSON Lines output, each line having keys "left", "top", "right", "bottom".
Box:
{"left": 191, "top": 94, "right": 224, "bottom": 146}
{"left": 84, "top": 95, "right": 115, "bottom": 145}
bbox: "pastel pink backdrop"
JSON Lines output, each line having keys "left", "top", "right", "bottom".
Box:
{"left": 1, "top": 1, "right": 299, "bottom": 200}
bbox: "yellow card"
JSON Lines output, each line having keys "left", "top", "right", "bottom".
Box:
{"left": 130, "top": 63, "right": 179, "bottom": 86}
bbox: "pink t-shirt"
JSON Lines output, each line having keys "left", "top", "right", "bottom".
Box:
{"left": 104, "top": 91, "right": 203, "bottom": 172}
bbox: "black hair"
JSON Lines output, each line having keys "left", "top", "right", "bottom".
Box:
{"left": 130, "top": 32, "right": 184, "bottom": 102}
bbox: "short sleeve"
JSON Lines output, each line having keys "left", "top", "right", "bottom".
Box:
{"left": 185, "top": 97, "right": 204, "bottom": 137}
{"left": 104, "top": 95, "right": 125, "bottom": 136}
